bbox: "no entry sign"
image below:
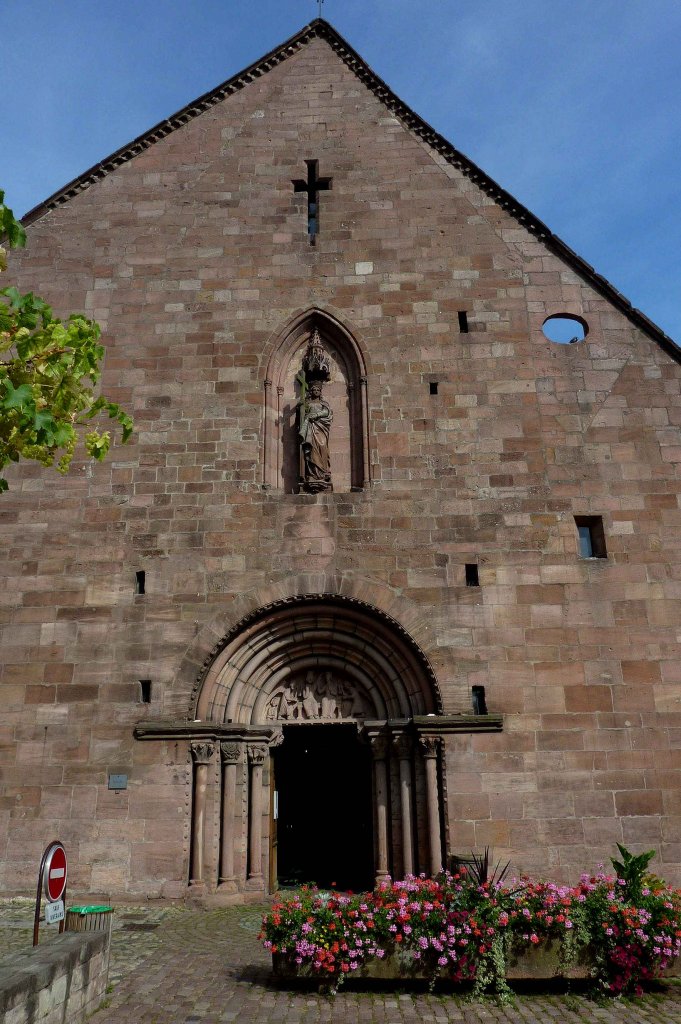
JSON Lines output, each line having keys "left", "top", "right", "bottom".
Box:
{"left": 34, "top": 840, "right": 68, "bottom": 945}
{"left": 43, "top": 843, "right": 67, "bottom": 902}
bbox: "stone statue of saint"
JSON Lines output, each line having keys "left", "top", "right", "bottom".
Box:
{"left": 298, "top": 379, "right": 333, "bottom": 492}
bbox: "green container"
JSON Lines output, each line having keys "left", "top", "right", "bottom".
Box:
{"left": 69, "top": 905, "right": 112, "bottom": 914}
{"left": 65, "top": 905, "right": 114, "bottom": 932}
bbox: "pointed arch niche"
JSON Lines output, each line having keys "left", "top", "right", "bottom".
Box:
{"left": 263, "top": 310, "right": 370, "bottom": 493}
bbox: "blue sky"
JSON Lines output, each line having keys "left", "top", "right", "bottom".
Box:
{"left": 3, "top": 0, "right": 680, "bottom": 341}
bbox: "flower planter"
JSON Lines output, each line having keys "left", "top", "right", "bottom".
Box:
{"left": 264, "top": 868, "right": 681, "bottom": 997}
{"left": 274, "top": 941, "right": 681, "bottom": 986}
{"left": 505, "top": 939, "right": 590, "bottom": 980}
{"left": 274, "top": 939, "right": 592, "bottom": 984}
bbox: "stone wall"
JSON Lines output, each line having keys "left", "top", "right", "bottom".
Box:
{"left": 1, "top": 23, "right": 681, "bottom": 895}
{"left": 0, "top": 930, "right": 110, "bottom": 1024}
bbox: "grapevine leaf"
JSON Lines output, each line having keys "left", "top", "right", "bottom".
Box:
{"left": 1, "top": 380, "right": 34, "bottom": 411}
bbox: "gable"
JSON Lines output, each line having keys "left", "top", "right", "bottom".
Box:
{"left": 17, "top": 18, "right": 678, "bottom": 362}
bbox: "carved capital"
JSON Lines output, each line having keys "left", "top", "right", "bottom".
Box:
{"left": 269, "top": 729, "right": 285, "bottom": 749}
{"left": 264, "top": 378, "right": 272, "bottom": 390}
{"left": 368, "top": 731, "right": 389, "bottom": 761}
{"left": 220, "top": 741, "right": 242, "bottom": 764}
{"left": 392, "top": 732, "right": 412, "bottom": 759}
{"left": 419, "top": 735, "right": 442, "bottom": 760}
{"left": 247, "top": 743, "right": 268, "bottom": 767}
{"left": 191, "top": 741, "right": 215, "bottom": 766}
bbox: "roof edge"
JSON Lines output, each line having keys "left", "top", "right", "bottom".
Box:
{"left": 19, "top": 17, "right": 679, "bottom": 360}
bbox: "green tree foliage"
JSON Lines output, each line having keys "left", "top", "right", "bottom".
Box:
{"left": 0, "top": 190, "right": 132, "bottom": 492}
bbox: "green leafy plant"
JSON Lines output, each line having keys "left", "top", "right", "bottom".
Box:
{"left": 0, "top": 190, "right": 132, "bottom": 491}
{"left": 467, "top": 847, "right": 511, "bottom": 889}
{"left": 610, "top": 844, "right": 656, "bottom": 904}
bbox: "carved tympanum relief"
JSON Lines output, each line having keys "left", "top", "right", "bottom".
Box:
{"left": 264, "top": 671, "right": 374, "bottom": 722}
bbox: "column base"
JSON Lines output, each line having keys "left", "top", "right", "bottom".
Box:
{"left": 217, "top": 878, "right": 239, "bottom": 894}
{"left": 245, "top": 875, "right": 265, "bottom": 891}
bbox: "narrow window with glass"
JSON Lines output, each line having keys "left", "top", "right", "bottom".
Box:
{"left": 575, "top": 515, "right": 607, "bottom": 558}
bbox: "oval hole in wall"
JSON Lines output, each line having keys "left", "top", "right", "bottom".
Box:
{"left": 542, "top": 314, "right": 588, "bottom": 344}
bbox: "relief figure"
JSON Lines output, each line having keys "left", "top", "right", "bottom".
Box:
{"left": 264, "top": 672, "right": 372, "bottom": 721}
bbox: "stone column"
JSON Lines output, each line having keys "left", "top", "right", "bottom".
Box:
{"left": 247, "top": 743, "right": 268, "bottom": 886}
{"left": 218, "top": 741, "right": 242, "bottom": 890}
{"left": 393, "top": 732, "right": 414, "bottom": 878}
{"left": 360, "top": 375, "right": 370, "bottom": 488}
{"left": 262, "top": 379, "right": 272, "bottom": 488}
{"left": 368, "top": 731, "right": 390, "bottom": 882}
{"left": 420, "top": 736, "right": 443, "bottom": 876}
{"left": 276, "top": 385, "right": 284, "bottom": 488}
{"left": 189, "top": 741, "right": 215, "bottom": 887}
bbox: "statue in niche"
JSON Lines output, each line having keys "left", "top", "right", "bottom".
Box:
{"left": 297, "top": 329, "right": 333, "bottom": 493}
{"left": 264, "top": 671, "right": 372, "bottom": 721}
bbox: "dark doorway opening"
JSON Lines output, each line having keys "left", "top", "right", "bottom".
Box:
{"left": 273, "top": 724, "right": 374, "bottom": 892}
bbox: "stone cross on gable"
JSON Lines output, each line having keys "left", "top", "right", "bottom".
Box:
{"left": 292, "top": 159, "right": 332, "bottom": 245}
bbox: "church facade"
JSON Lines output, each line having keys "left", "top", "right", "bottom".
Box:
{"left": 2, "top": 19, "right": 681, "bottom": 899}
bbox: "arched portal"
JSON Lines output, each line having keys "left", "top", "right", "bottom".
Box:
{"left": 184, "top": 596, "right": 447, "bottom": 895}
{"left": 195, "top": 597, "right": 441, "bottom": 724}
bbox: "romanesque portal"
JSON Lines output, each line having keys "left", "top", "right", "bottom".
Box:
{"left": 136, "top": 597, "right": 450, "bottom": 895}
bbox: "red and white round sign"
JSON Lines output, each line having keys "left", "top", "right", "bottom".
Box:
{"left": 43, "top": 843, "right": 67, "bottom": 903}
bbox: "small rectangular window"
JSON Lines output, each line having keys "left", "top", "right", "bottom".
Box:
{"left": 135, "top": 570, "right": 146, "bottom": 595}
{"left": 458, "top": 310, "right": 469, "bottom": 334}
{"left": 575, "top": 516, "right": 607, "bottom": 558}
{"left": 465, "top": 563, "right": 480, "bottom": 587}
{"left": 472, "top": 686, "right": 488, "bottom": 715}
{"left": 429, "top": 381, "right": 439, "bottom": 396}
{"left": 140, "top": 680, "right": 152, "bottom": 704}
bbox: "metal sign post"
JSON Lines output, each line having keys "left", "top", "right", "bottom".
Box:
{"left": 33, "top": 840, "right": 68, "bottom": 946}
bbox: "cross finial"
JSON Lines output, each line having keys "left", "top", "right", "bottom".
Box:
{"left": 317, "top": 0, "right": 324, "bottom": 17}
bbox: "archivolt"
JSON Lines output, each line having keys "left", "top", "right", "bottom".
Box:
{"left": 193, "top": 595, "right": 441, "bottom": 724}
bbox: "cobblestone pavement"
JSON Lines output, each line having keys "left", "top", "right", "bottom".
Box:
{"left": 3, "top": 899, "right": 681, "bottom": 1023}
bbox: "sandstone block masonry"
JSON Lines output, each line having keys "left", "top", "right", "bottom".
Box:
{"left": 0, "top": 931, "right": 111, "bottom": 1024}
{"left": 1, "top": 20, "right": 680, "bottom": 897}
